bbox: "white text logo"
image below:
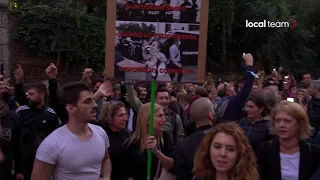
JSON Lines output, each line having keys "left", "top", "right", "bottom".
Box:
{"left": 245, "top": 20, "right": 291, "bottom": 29}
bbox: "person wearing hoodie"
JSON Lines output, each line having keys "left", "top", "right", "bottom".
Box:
{"left": 239, "top": 92, "right": 272, "bottom": 152}
{"left": 307, "top": 79, "right": 320, "bottom": 136}
{"left": 0, "top": 79, "right": 24, "bottom": 180}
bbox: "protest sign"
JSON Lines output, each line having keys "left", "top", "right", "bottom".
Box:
{"left": 106, "top": 0, "right": 209, "bottom": 82}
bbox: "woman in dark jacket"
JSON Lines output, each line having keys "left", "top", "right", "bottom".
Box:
{"left": 97, "top": 101, "right": 132, "bottom": 180}
{"left": 257, "top": 101, "right": 320, "bottom": 180}
{"left": 239, "top": 92, "right": 272, "bottom": 151}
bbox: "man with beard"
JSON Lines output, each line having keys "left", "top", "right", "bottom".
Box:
{"left": 15, "top": 83, "right": 61, "bottom": 180}
{"left": 137, "top": 84, "right": 148, "bottom": 103}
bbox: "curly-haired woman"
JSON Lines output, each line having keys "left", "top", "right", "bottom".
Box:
{"left": 192, "top": 122, "right": 259, "bottom": 180}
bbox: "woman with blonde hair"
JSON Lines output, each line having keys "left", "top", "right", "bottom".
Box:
{"left": 124, "top": 102, "right": 174, "bottom": 180}
{"left": 193, "top": 122, "right": 259, "bottom": 180}
{"left": 257, "top": 100, "right": 320, "bottom": 180}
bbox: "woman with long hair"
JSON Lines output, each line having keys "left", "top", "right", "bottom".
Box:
{"left": 124, "top": 103, "right": 174, "bottom": 180}
{"left": 193, "top": 122, "right": 259, "bottom": 180}
{"left": 257, "top": 100, "right": 320, "bottom": 180}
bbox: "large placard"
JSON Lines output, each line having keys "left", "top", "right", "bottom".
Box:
{"left": 106, "top": 0, "right": 208, "bottom": 82}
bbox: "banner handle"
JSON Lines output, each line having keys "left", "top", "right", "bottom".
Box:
{"left": 147, "top": 80, "right": 157, "bottom": 180}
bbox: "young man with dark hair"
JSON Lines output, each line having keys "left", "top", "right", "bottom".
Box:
{"left": 31, "top": 81, "right": 112, "bottom": 180}
{"left": 155, "top": 87, "right": 185, "bottom": 144}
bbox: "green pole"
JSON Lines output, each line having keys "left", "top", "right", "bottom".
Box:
{"left": 147, "top": 80, "right": 157, "bottom": 180}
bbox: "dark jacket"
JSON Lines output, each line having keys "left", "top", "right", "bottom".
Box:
{"left": 307, "top": 97, "right": 320, "bottom": 133}
{"left": 16, "top": 105, "right": 61, "bottom": 158}
{"left": 309, "top": 167, "right": 320, "bottom": 180}
{"left": 217, "top": 66, "right": 254, "bottom": 122}
{"left": 0, "top": 103, "right": 23, "bottom": 179}
{"left": 174, "top": 125, "right": 212, "bottom": 180}
{"left": 238, "top": 116, "right": 271, "bottom": 151}
{"left": 257, "top": 138, "right": 320, "bottom": 180}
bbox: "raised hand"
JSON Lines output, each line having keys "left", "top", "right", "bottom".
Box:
{"left": 97, "top": 81, "right": 113, "bottom": 97}
{"left": 243, "top": 53, "right": 253, "bottom": 66}
{"left": 45, "top": 63, "right": 57, "bottom": 80}
{"left": 83, "top": 68, "right": 94, "bottom": 78}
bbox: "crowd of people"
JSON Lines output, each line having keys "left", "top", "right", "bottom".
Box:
{"left": 0, "top": 54, "right": 320, "bottom": 180}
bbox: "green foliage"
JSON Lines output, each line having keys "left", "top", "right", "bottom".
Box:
{"left": 11, "top": 0, "right": 320, "bottom": 77}
{"left": 207, "top": 0, "right": 320, "bottom": 78}
{"left": 12, "top": 0, "right": 106, "bottom": 70}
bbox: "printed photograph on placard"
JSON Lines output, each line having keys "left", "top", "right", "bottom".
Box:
{"left": 114, "top": 21, "right": 199, "bottom": 82}
{"left": 116, "top": 0, "right": 200, "bottom": 23}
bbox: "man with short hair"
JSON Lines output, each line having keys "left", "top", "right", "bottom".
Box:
{"left": 174, "top": 97, "right": 214, "bottom": 180}
{"left": 31, "top": 81, "right": 112, "bottom": 180}
{"left": 302, "top": 73, "right": 312, "bottom": 89}
{"left": 155, "top": 88, "right": 184, "bottom": 144}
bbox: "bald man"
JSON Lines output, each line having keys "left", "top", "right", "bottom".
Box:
{"left": 174, "top": 97, "right": 214, "bottom": 180}
{"left": 215, "top": 53, "right": 255, "bottom": 122}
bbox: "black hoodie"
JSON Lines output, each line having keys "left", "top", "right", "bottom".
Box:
{"left": 0, "top": 102, "right": 23, "bottom": 179}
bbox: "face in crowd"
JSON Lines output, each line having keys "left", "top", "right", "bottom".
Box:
{"left": 156, "top": 90, "right": 170, "bottom": 112}
{"left": 164, "top": 83, "right": 173, "bottom": 93}
{"left": 67, "top": 90, "right": 97, "bottom": 122}
{"left": 271, "top": 101, "right": 312, "bottom": 141}
{"left": 194, "top": 122, "right": 258, "bottom": 179}
{"left": 302, "top": 73, "right": 312, "bottom": 87}
{"left": 103, "top": 102, "right": 128, "bottom": 131}
{"left": 27, "top": 86, "right": 45, "bottom": 108}
{"left": 138, "top": 86, "right": 147, "bottom": 99}
{"left": 152, "top": 105, "right": 166, "bottom": 133}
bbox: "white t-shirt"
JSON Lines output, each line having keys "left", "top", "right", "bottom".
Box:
{"left": 280, "top": 152, "right": 300, "bottom": 180}
{"left": 35, "top": 124, "right": 110, "bottom": 180}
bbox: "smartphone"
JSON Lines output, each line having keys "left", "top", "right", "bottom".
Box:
{"left": 287, "top": 98, "right": 294, "bottom": 102}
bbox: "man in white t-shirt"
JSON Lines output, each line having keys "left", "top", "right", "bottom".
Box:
{"left": 31, "top": 81, "right": 112, "bottom": 180}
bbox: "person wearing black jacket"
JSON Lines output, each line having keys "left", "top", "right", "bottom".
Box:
{"left": 94, "top": 101, "right": 132, "bottom": 180}
{"left": 174, "top": 97, "right": 214, "bottom": 180}
{"left": 0, "top": 101, "right": 24, "bottom": 180}
{"left": 15, "top": 83, "right": 61, "bottom": 180}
